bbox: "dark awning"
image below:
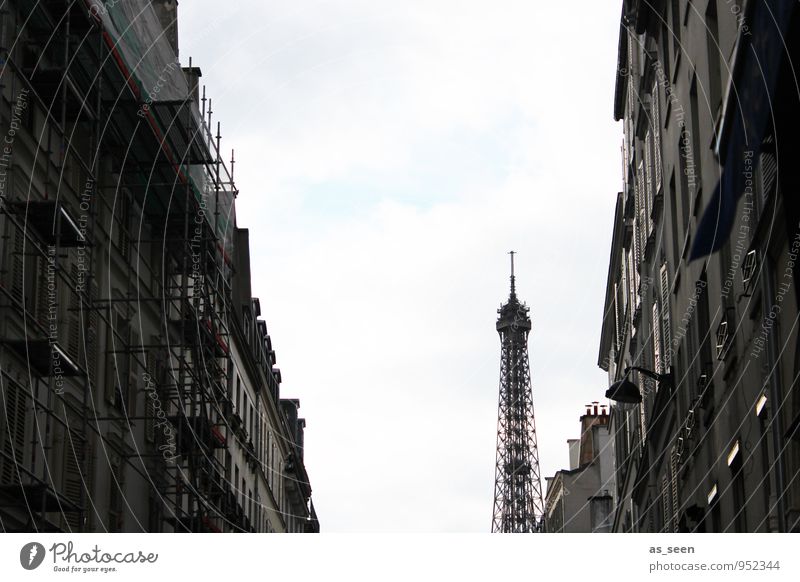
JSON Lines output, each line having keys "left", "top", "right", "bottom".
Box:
{"left": 690, "top": 0, "right": 796, "bottom": 260}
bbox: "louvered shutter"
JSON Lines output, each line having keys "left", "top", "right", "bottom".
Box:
{"left": 670, "top": 447, "right": 680, "bottom": 532}
{"left": 627, "top": 250, "right": 636, "bottom": 315}
{"left": 644, "top": 129, "right": 654, "bottom": 228}
{"left": 660, "top": 264, "right": 672, "bottom": 369}
{"left": 62, "top": 428, "right": 85, "bottom": 530}
{"left": 84, "top": 436, "right": 95, "bottom": 530}
{"left": 108, "top": 455, "right": 124, "bottom": 531}
{"left": 105, "top": 310, "right": 120, "bottom": 405}
{"left": 11, "top": 227, "right": 24, "bottom": 300}
{"left": 652, "top": 82, "right": 663, "bottom": 193}
{"left": 35, "top": 256, "right": 49, "bottom": 327}
{"left": 639, "top": 394, "right": 647, "bottom": 446}
{"left": 128, "top": 330, "right": 140, "bottom": 416}
{"left": 86, "top": 280, "right": 99, "bottom": 383}
{"left": 0, "top": 380, "right": 27, "bottom": 484}
{"left": 145, "top": 350, "right": 155, "bottom": 443}
{"left": 652, "top": 303, "right": 662, "bottom": 373}
{"left": 119, "top": 195, "right": 130, "bottom": 261}
{"left": 661, "top": 476, "right": 671, "bottom": 533}
{"left": 67, "top": 263, "right": 81, "bottom": 361}
{"left": 759, "top": 136, "right": 777, "bottom": 205}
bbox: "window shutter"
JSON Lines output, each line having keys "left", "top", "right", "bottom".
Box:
{"left": 119, "top": 195, "right": 130, "bottom": 262}
{"left": 637, "top": 158, "right": 651, "bottom": 242}
{"left": 86, "top": 280, "right": 99, "bottom": 383}
{"left": 639, "top": 399, "right": 647, "bottom": 447}
{"left": 652, "top": 303, "right": 662, "bottom": 374}
{"left": 614, "top": 284, "right": 622, "bottom": 351}
{"left": 84, "top": 435, "right": 95, "bottom": 530}
{"left": 670, "top": 447, "right": 680, "bottom": 532}
{"left": 62, "top": 429, "right": 84, "bottom": 530}
{"left": 145, "top": 350, "right": 155, "bottom": 443}
{"left": 35, "top": 255, "right": 50, "bottom": 327}
{"left": 644, "top": 129, "right": 654, "bottom": 224}
{"left": 652, "top": 81, "right": 663, "bottom": 193}
{"left": 105, "top": 350, "right": 117, "bottom": 405}
{"left": 661, "top": 476, "right": 671, "bottom": 533}
{"left": 0, "top": 380, "right": 28, "bottom": 484}
{"left": 108, "top": 455, "right": 124, "bottom": 531}
{"left": 660, "top": 264, "right": 672, "bottom": 369}
{"left": 11, "top": 227, "right": 24, "bottom": 300}
{"left": 128, "top": 330, "right": 140, "bottom": 416}
{"left": 627, "top": 250, "right": 636, "bottom": 316}
{"left": 67, "top": 263, "right": 81, "bottom": 361}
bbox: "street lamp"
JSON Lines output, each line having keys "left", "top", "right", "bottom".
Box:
{"left": 605, "top": 366, "right": 672, "bottom": 404}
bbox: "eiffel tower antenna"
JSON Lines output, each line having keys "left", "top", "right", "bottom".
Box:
{"left": 491, "top": 252, "right": 544, "bottom": 532}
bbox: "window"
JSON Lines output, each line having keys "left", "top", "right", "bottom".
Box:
{"left": 729, "top": 441, "right": 747, "bottom": 532}
{"left": 651, "top": 81, "right": 663, "bottom": 196}
{"left": 108, "top": 454, "right": 125, "bottom": 532}
{"left": 236, "top": 375, "right": 241, "bottom": 415}
{"left": 0, "top": 379, "right": 28, "bottom": 484}
{"left": 671, "top": 0, "right": 682, "bottom": 67}
{"left": 105, "top": 307, "right": 131, "bottom": 411}
{"left": 660, "top": 263, "right": 672, "bottom": 369}
{"left": 669, "top": 171, "right": 680, "bottom": 266}
{"left": 705, "top": 0, "right": 722, "bottom": 119}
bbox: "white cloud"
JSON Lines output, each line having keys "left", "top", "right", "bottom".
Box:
{"left": 181, "top": 0, "right": 623, "bottom": 531}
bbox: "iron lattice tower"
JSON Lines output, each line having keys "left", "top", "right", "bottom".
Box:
{"left": 491, "top": 252, "right": 544, "bottom": 532}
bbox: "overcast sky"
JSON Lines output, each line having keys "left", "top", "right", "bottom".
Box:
{"left": 180, "top": 0, "right": 622, "bottom": 532}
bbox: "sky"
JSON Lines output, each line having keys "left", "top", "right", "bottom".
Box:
{"left": 179, "top": 0, "right": 623, "bottom": 532}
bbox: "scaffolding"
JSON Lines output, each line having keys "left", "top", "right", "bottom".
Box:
{"left": 0, "top": 0, "right": 255, "bottom": 532}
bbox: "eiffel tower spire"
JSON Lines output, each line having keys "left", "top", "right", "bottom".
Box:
{"left": 491, "top": 252, "right": 544, "bottom": 532}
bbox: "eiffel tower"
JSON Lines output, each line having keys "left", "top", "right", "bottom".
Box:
{"left": 491, "top": 252, "right": 544, "bottom": 532}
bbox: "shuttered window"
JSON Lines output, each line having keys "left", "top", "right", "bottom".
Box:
{"left": 145, "top": 350, "right": 156, "bottom": 443}
{"left": 0, "top": 380, "right": 28, "bottom": 484}
{"left": 670, "top": 447, "right": 680, "bottom": 532}
{"left": 644, "top": 129, "right": 654, "bottom": 229}
{"left": 62, "top": 426, "right": 85, "bottom": 530}
{"left": 660, "top": 264, "right": 672, "bottom": 369}
{"left": 661, "top": 476, "right": 671, "bottom": 533}
{"left": 118, "top": 194, "right": 131, "bottom": 262}
{"left": 106, "top": 308, "right": 131, "bottom": 410}
{"left": 652, "top": 81, "right": 663, "bottom": 194}
{"left": 108, "top": 454, "right": 125, "bottom": 532}
{"left": 128, "top": 330, "right": 140, "bottom": 416}
{"left": 86, "top": 280, "right": 99, "bottom": 383}
{"left": 34, "top": 255, "right": 50, "bottom": 327}
{"left": 652, "top": 303, "right": 662, "bottom": 374}
{"left": 67, "top": 263, "right": 82, "bottom": 361}
{"left": 10, "top": 226, "right": 24, "bottom": 300}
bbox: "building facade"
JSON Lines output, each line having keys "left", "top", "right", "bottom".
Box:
{"left": 0, "top": 0, "right": 318, "bottom": 532}
{"left": 599, "top": 0, "right": 800, "bottom": 532}
{"left": 544, "top": 403, "right": 615, "bottom": 533}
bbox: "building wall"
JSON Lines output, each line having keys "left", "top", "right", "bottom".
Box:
{"left": 599, "top": 0, "right": 800, "bottom": 533}
{"left": 545, "top": 408, "right": 615, "bottom": 532}
{"left": 0, "top": 0, "right": 317, "bottom": 533}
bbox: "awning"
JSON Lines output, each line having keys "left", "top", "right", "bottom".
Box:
{"left": 690, "top": 0, "right": 796, "bottom": 260}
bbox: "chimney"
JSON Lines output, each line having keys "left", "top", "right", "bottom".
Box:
{"left": 151, "top": 0, "right": 180, "bottom": 58}
{"left": 593, "top": 401, "right": 599, "bottom": 415}
{"left": 182, "top": 63, "right": 202, "bottom": 107}
{"left": 585, "top": 405, "right": 592, "bottom": 416}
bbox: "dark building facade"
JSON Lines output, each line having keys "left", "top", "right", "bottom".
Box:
{"left": 0, "top": 0, "right": 318, "bottom": 532}
{"left": 599, "top": 0, "right": 800, "bottom": 532}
